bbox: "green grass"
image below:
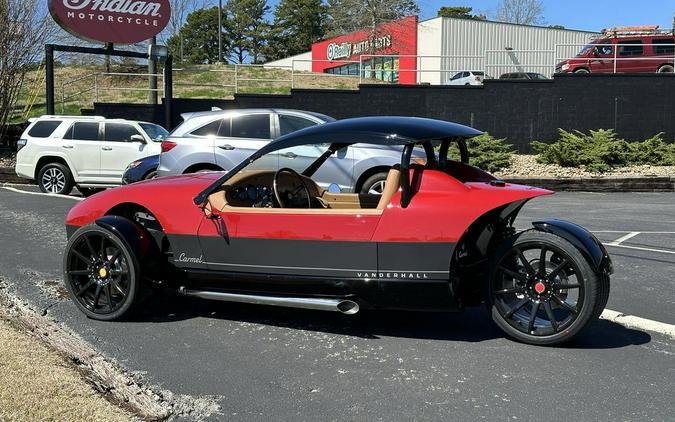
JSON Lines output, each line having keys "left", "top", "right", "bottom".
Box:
{"left": 10, "top": 62, "right": 378, "bottom": 124}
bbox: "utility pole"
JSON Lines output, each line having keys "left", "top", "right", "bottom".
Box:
{"left": 218, "top": 0, "right": 223, "bottom": 63}
{"left": 148, "top": 36, "right": 158, "bottom": 105}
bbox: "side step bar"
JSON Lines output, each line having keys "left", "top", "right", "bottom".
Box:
{"left": 178, "top": 287, "right": 360, "bottom": 315}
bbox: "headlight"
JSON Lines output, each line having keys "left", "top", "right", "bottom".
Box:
{"left": 126, "top": 160, "right": 142, "bottom": 170}
{"left": 16, "top": 139, "right": 27, "bottom": 152}
{"left": 561, "top": 63, "right": 570, "bottom": 71}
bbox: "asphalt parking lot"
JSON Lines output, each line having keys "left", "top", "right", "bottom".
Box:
{"left": 0, "top": 185, "right": 673, "bottom": 421}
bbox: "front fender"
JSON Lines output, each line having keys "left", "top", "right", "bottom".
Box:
{"left": 95, "top": 215, "right": 151, "bottom": 259}
{"left": 532, "top": 219, "right": 613, "bottom": 275}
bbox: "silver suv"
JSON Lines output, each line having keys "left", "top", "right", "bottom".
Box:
{"left": 158, "top": 109, "right": 419, "bottom": 194}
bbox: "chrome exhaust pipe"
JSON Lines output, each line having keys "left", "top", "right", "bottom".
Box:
{"left": 179, "top": 287, "right": 359, "bottom": 315}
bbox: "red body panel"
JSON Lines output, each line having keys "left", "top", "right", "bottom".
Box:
{"left": 66, "top": 170, "right": 551, "bottom": 243}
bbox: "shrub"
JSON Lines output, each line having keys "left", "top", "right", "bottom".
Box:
{"left": 630, "top": 133, "right": 675, "bottom": 166}
{"left": 447, "top": 133, "right": 513, "bottom": 173}
{"left": 532, "top": 129, "right": 675, "bottom": 172}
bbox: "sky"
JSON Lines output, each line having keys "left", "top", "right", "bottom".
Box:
{"left": 414, "top": 0, "right": 674, "bottom": 32}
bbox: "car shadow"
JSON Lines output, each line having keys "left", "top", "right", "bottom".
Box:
{"left": 130, "top": 290, "right": 651, "bottom": 349}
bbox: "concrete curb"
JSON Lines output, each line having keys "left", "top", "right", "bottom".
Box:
{"left": 503, "top": 176, "right": 675, "bottom": 192}
{"left": 0, "top": 167, "right": 673, "bottom": 192}
{"left": 0, "top": 167, "right": 25, "bottom": 184}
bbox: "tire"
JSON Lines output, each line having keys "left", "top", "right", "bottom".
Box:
{"left": 37, "top": 163, "right": 73, "bottom": 195}
{"left": 359, "top": 172, "right": 389, "bottom": 195}
{"left": 657, "top": 64, "right": 674, "bottom": 73}
{"left": 486, "top": 230, "right": 607, "bottom": 346}
{"left": 573, "top": 68, "right": 590, "bottom": 74}
{"left": 78, "top": 187, "right": 104, "bottom": 197}
{"left": 63, "top": 224, "right": 142, "bottom": 321}
{"left": 144, "top": 170, "right": 158, "bottom": 180}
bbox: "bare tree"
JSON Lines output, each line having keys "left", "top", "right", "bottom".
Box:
{"left": 495, "top": 0, "right": 545, "bottom": 25}
{"left": 326, "top": 0, "right": 418, "bottom": 37}
{"left": 0, "top": 0, "right": 54, "bottom": 139}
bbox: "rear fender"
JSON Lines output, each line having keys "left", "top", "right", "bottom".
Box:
{"left": 532, "top": 219, "right": 613, "bottom": 275}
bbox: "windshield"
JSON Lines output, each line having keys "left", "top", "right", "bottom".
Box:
{"left": 140, "top": 123, "right": 169, "bottom": 142}
{"left": 577, "top": 44, "right": 593, "bottom": 56}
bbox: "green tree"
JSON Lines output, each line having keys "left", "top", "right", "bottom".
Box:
{"left": 437, "top": 6, "right": 486, "bottom": 20}
{"left": 225, "top": 0, "right": 271, "bottom": 64}
{"left": 265, "top": 0, "right": 327, "bottom": 61}
{"left": 167, "top": 7, "right": 228, "bottom": 64}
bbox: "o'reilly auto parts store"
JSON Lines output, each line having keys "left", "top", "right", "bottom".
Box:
{"left": 266, "top": 16, "right": 598, "bottom": 84}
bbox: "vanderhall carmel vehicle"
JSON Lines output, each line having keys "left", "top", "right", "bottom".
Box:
{"left": 63, "top": 117, "right": 612, "bottom": 346}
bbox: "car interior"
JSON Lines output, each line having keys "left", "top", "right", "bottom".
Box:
{"left": 202, "top": 137, "right": 496, "bottom": 216}
{"left": 206, "top": 166, "right": 400, "bottom": 215}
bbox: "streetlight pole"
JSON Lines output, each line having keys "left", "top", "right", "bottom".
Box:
{"left": 218, "top": 0, "right": 223, "bottom": 63}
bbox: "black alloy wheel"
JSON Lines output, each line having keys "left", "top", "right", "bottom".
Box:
{"left": 63, "top": 225, "right": 141, "bottom": 320}
{"left": 487, "top": 230, "right": 607, "bottom": 345}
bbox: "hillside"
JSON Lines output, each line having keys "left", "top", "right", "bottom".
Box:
{"left": 12, "top": 63, "right": 373, "bottom": 123}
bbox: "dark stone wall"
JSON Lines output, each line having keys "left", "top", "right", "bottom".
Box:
{"left": 93, "top": 73, "right": 675, "bottom": 153}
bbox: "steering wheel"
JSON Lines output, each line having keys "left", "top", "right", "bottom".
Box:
{"left": 273, "top": 167, "right": 311, "bottom": 208}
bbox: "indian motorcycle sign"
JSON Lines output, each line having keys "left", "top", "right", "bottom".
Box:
{"left": 48, "top": 0, "right": 171, "bottom": 44}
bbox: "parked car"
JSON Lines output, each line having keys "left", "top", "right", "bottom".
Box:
{"left": 62, "top": 116, "right": 612, "bottom": 346}
{"left": 122, "top": 155, "right": 159, "bottom": 184}
{"left": 447, "top": 71, "right": 487, "bottom": 85}
{"left": 556, "top": 25, "right": 675, "bottom": 74}
{"left": 15, "top": 115, "right": 168, "bottom": 195}
{"left": 158, "top": 108, "right": 424, "bottom": 194}
{"left": 499, "top": 72, "right": 548, "bottom": 80}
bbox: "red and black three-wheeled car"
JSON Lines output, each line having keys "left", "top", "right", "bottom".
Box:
{"left": 63, "top": 117, "right": 612, "bottom": 345}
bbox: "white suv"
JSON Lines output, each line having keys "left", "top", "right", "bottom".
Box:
{"left": 15, "top": 115, "right": 167, "bottom": 195}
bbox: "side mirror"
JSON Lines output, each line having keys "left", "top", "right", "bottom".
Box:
{"left": 130, "top": 134, "right": 146, "bottom": 143}
{"left": 327, "top": 183, "right": 341, "bottom": 193}
{"left": 592, "top": 48, "right": 600, "bottom": 57}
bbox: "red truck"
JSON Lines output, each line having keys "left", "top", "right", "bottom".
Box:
{"left": 556, "top": 25, "right": 674, "bottom": 74}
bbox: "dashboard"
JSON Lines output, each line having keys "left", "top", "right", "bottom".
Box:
{"left": 229, "top": 184, "right": 274, "bottom": 207}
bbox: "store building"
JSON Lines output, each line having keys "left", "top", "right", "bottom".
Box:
{"left": 265, "top": 16, "right": 598, "bottom": 85}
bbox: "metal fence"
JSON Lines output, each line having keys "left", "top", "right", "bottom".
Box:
{"left": 56, "top": 43, "right": 675, "bottom": 111}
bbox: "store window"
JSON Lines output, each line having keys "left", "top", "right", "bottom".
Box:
{"left": 324, "top": 56, "right": 400, "bottom": 83}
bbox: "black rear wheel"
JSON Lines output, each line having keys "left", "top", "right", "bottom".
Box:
{"left": 63, "top": 225, "right": 141, "bottom": 320}
{"left": 487, "top": 230, "right": 606, "bottom": 345}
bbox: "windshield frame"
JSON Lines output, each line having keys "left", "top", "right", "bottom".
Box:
{"left": 140, "top": 123, "right": 169, "bottom": 142}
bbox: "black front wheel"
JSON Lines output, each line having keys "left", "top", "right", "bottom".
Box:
{"left": 487, "top": 230, "right": 608, "bottom": 345}
{"left": 63, "top": 225, "right": 141, "bottom": 320}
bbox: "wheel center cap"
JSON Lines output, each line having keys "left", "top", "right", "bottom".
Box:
{"left": 98, "top": 268, "right": 108, "bottom": 278}
{"left": 534, "top": 282, "right": 546, "bottom": 294}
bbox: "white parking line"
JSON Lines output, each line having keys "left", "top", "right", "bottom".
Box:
{"left": 601, "top": 309, "right": 675, "bottom": 340}
{"left": 0, "top": 186, "right": 84, "bottom": 201}
{"left": 593, "top": 230, "right": 675, "bottom": 234}
{"left": 603, "top": 243, "right": 675, "bottom": 255}
{"left": 606, "top": 231, "right": 641, "bottom": 246}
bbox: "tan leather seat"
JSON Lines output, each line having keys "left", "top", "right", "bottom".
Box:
{"left": 376, "top": 167, "right": 401, "bottom": 210}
